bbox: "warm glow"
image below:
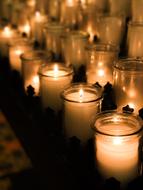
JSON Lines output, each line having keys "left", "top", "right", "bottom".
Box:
{"left": 113, "top": 137, "right": 122, "bottom": 145}
{"left": 113, "top": 117, "right": 119, "bottom": 123}
{"left": 15, "top": 49, "right": 22, "bottom": 56}
{"left": 67, "top": 0, "right": 74, "bottom": 6}
{"left": 23, "top": 23, "right": 31, "bottom": 34}
{"left": 79, "top": 89, "right": 84, "bottom": 97}
{"left": 87, "top": 25, "right": 94, "bottom": 43}
{"left": 128, "top": 102, "right": 135, "bottom": 109}
{"left": 98, "top": 61, "right": 103, "bottom": 66}
{"left": 27, "top": 0, "right": 36, "bottom": 7}
{"left": 53, "top": 64, "right": 59, "bottom": 77}
{"left": 98, "top": 69, "right": 105, "bottom": 77}
{"left": 3, "top": 26, "right": 12, "bottom": 37}
{"left": 35, "top": 11, "right": 42, "bottom": 22}
{"left": 33, "top": 76, "right": 39, "bottom": 85}
{"left": 129, "top": 89, "right": 136, "bottom": 98}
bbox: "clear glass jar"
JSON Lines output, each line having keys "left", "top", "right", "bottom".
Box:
{"left": 62, "top": 30, "right": 89, "bottom": 71}
{"left": 127, "top": 21, "right": 143, "bottom": 58}
{"left": 113, "top": 58, "right": 143, "bottom": 114}
{"left": 9, "top": 38, "right": 33, "bottom": 74}
{"left": 61, "top": 83, "right": 103, "bottom": 145}
{"left": 86, "top": 43, "right": 119, "bottom": 86}
{"left": 21, "top": 50, "right": 52, "bottom": 96}
{"left": 44, "top": 22, "right": 65, "bottom": 61}
{"left": 97, "top": 15, "right": 125, "bottom": 46}
{"left": 39, "top": 63, "right": 73, "bottom": 112}
{"left": 93, "top": 111, "right": 143, "bottom": 189}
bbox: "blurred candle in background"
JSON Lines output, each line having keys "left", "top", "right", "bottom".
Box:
{"left": 39, "top": 63, "right": 73, "bottom": 112}
{"left": 21, "top": 50, "right": 52, "bottom": 96}
{"left": 9, "top": 38, "right": 33, "bottom": 74}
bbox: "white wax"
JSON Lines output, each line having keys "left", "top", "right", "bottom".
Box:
{"left": 96, "top": 123, "right": 139, "bottom": 187}
{"left": 40, "top": 70, "right": 73, "bottom": 112}
{"left": 63, "top": 91, "right": 101, "bottom": 144}
{"left": 9, "top": 46, "right": 33, "bottom": 74}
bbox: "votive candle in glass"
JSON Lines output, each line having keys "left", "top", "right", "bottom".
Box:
{"left": 61, "top": 83, "right": 102, "bottom": 145}
{"left": 127, "top": 21, "right": 143, "bottom": 58}
{"left": 39, "top": 63, "right": 73, "bottom": 112}
{"left": 113, "top": 58, "right": 143, "bottom": 113}
{"left": 131, "top": 0, "right": 143, "bottom": 22}
{"left": 97, "top": 15, "right": 125, "bottom": 46}
{"left": 86, "top": 43, "right": 119, "bottom": 86}
{"left": 9, "top": 38, "right": 33, "bottom": 74}
{"left": 0, "top": 26, "right": 20, "bottom": 57}
{"left": 93, "top": 111, "right": 143, "bottom": 189}
{"left": 21, "top": 50, "right": 51, "bottom": 96}
{"left": 44, "top": 22, "right": 65, "bottom": 61}
{"left": 62, "top": 30, "right": 89, "bottom": 71}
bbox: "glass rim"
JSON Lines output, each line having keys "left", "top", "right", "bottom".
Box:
{"left": 61, "top": 30, "right": 89, "bottom": 40}
{"left": 114, "top": 58, "right": 143, "bottom": 73}
{"left": 61, "top": 83, "right": 103, "bottom": 103}
{"left": 92, "top": 110, "right": 143, "bottom": 137}
{"left": 128, "top": 20, "right": 143, "bottom": 27}
{"left": 20, "top": 50, "right": 52, "bottom": 62}
{"left": 38, "top": 63, "right": 74, "bottom": 78}
{"left": 85, "top": 43, "right": 119, "bottom": 53}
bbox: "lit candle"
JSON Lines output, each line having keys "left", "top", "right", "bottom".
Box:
{"left": 113, "top": 58, "right": 143, "bottom": 113}
{"left": 62, "top": 31, "right": 89, "bottom": 71}
{"left": 93, "top": 111, "right": 143, "bottom": 188}
{"left": 0, "top": 26, "right": 20, "bottom": 57}
{"left": 30, "top": 11, "right": 47, "bottom": 44}
{"left": 9, "top": 39, "right": 33, "bottom": 74}
{"left": 86, "top": 44, "right": 119, "bottom": 86}
{"left": 39, "top": 63, "right": 73, "bottom": 112}
{"left": 18, "top": 21, "right": 31, "bottom": 38}
{"left": 61, "top": 83, "right": 102, "bottom": 144}
{"left": 21, "top": 50, "right": 51, "bottom": 96}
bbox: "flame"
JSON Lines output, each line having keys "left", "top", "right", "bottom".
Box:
{"left": 53, "top": 64, "right": 59, "bottom": 77}
{"left": 98, "top": 69, "right": 105, "bottom": 77}
{"left": 33, "top": 76, "right": 39, "bottom": 85}
{"left": 113, "top": 137, "right": 122, "bottom": 145}
{"left": 15, "top": 49, "right": 22, "bottom": 56}
{"left": 3, "top": 26, "right": 12, "bottom": 37}
{"left": 128, "top": 102, "right": 135, "bottom": 109}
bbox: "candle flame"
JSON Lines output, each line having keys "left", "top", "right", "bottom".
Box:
{"left": 53, "top": 64, "right": 59, "bottom": 77}
{"left": 129, "top": 89, "right": 136, "bottom": 98}
{"left": 113, "top": 137, "right": 122, "bottom": 145}
{"left": 15, "top": 49, "right": 23, "bottom": 56}
{"left": 3, "top": 26, "right": 12, "bottom": 36}
{"left": 79, "top": 89, "right": 84, "bottom": 102}
{"left": 33, "top": 76, "right": 39, "bottom": 85}
{"left": 98, "top": 69, "right": 105, "bottom": 77}
{"left": 23, "top": 23, "right": 31, "bottom": 34}
{"left": 35, "top": 11, "right": 40, "bottom": 17}
{"left": 67, "top": 0, "right": 74, "bottom": 6}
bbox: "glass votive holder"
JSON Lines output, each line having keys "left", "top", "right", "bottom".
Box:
{"left": 62, "top": 30, "right": 89, "bottom": 71}
{"left": 108, "top": 0, "right": 131, "bottom": 18}
{"left": 39, "top": 63, "right": 73, "bottom": 112}
{"left": 113, "top": 58, "right": 143, "bottom": 114}
{"left": 9, "top": 38, "right": 34, "bottom": 74}
{"left": 21, "top": 50, "right": 52, "bottom": 96}
{"left": 30, "top": 11, "right": 48, "bottom": 46}
{"left": 131, "top": 0, "right": 143, "bottom": 22}
{"left": 86, "top": 43, "right": 119, "bottom": 87}
{"left": 97, "top": 15, "right": 125, "bottom": 46}
{"left": 0, "top": 26, "right": 20, "bottom": 57}
{"left": 44, "top": 22, "right": 66, "bottom": 61}
{"left": 127, "top": 21, "right": 143, "bottom": 58}
{"left": 48, "top": 0, "right": 61, "bottom": 21}
{"left": 92, "top": 111, "right": 143, "bottom": 189}
{"left": 61, "top": 83, "right": 103, "bottom": 145}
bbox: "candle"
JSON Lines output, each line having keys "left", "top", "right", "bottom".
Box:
{"left": 97, "top": 15, "right": 125, "bottom": 46}
{"left": 113, "top": 58, "right": 143, "bottom": 113}
{"left": 86, "top": 43, "right": 119, "bottom": 86}
{"left": 30, "top": 11, "right": 47, "bottom": 45}
{"left": 21, "top": 50, "right": 51, "bottom": 96}
{"left": 44, "top": 22, "right": 65, "bottom": 61}
{"left": 61, "top": 83, "right": 102, "bottom": 144}
{"left": 9, "top": 38, "right": 33, "bottom": 74}
{"left": 0, "top": 26, "right": 20, "bottom": 57}
{"left": 93, "top": 111, "right": 143, "bottom": 188}
{"left": 62, "top": 31, "right": 89, "bottom": 71}
{"left": 39, "top": 63, "right": 73, "bottom": 112}
{"left": 127, "top": 21, "right": 143, "bottom": 58}
{"left": 18, "top": 21, "right": 31, "bottom": 38}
